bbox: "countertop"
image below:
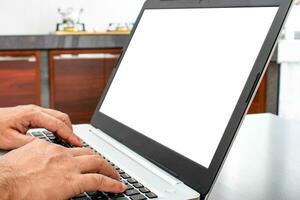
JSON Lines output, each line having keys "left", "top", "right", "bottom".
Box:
{"left": 0, "top": 34, "right": 278, "bottom": 63}
{"left": 0, "top": 34, "right": 130, "bottom": 50}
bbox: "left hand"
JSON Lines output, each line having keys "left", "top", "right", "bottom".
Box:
{"left": 0, "top": 105, "right": 82, "bottom": 150}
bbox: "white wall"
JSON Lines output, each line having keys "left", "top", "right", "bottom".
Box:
{"left": 0, "top": 0, "right": 145, "bottom": 35}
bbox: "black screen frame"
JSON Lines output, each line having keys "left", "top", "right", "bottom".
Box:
{"left": 91, "top": 0, "right": 293, "bottom": 196}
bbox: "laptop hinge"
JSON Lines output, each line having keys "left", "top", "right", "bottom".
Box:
{"left": 200, "top": 194, "right": 206, "bottom": 200}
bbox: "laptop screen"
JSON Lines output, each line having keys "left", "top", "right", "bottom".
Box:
{"left": 100, "top": 7, "right": 278, "bottom": 168}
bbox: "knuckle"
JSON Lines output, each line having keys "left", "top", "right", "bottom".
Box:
{"left": 26, "top": 104, "right": 38, "bottom": 111}
{"left": 93, "top": 155, "right": 103, "bottom": 163}
{"left": 61, "top": 113, "right": 70, "bottom": 122}
{"left": 71, "top": 185, "right": 82, "bottom": 197}
{"left": 67, "top": 175, "right": 84, "bottom": 195}
{"left": 85, "top": 148, "right": 95, "bottom": 155}
{"left": 96, "top": 175, "right": 105, "bottom": 188}
{"left": 71, "top": 177, "right": 84, "bottom": 195}
{"left": 28, "top": 109, "right": 42, "bottom": 118}
{"left": 91, "top": 155, "right": 105, "bottom": 165}
{"left": 65, "top": 174, "right": 75, "bottom": 184}
{"left": 56, "top": 120, "right": 65, "bottom": 129}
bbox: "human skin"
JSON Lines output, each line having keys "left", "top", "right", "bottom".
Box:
{"left": 0, "top": 105, "right": 126, "bottom": 199}
{"left": 0, "top": 105, "right": 81, "bottom": 150}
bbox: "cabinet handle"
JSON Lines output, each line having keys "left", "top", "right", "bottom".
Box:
{"left": 0, "top": 56, "right": 36, "bottom": 62}
{"left": 53, "top": 53, "right": 119, "bottom": 60}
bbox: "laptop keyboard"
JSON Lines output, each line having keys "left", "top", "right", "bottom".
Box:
{"left": 28, "top": 130, "right": 158, "bottom": 200}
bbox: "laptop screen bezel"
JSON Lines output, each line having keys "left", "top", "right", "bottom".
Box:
{"left": 91, "top": 0, "right": 292, "bottom": 196}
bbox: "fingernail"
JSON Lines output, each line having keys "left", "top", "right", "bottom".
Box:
{"left": 72, "top": 136, "right": 82, "bottom": 147}
{"left": 121, "top": 183, "right": 127, "bottom": 191}
{"left": 76, "top": 137, "right": 82, "bottom": 146}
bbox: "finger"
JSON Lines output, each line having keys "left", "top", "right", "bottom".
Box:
{"left": 76, "top": 174, "right": 126, "bottom": 193}
{"left": 4, "top": 130, "right": 36, "bottom": 150}
{"left": 68, "top": 147, "right": 94, "bottom": 157}
{"left": 41, "top": 108, "right": 73, "bottom": 130}
{"left": 75, "top": 155, "right": 120, "bottom": 180}
{"left": 26, "top": 111, "right": 82, "bottom": 147}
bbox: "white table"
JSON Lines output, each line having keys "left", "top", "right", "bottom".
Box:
{"left": 209, "top": 113, "right": 300, "bottom": 200}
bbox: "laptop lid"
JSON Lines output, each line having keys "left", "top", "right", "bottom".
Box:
{"left": 91, "top": 0, "right": 293, "bottom": 197}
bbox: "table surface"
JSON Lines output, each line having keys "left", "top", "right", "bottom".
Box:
{"left": 209, "top": 113, "right": 300, "bottom": 200}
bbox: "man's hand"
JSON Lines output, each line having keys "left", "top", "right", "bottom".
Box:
{"left": 0, "top": 105, "right": 82, "bottom": 150}
{"left": 0, "top": 139, "right": 126, "bottom": 200}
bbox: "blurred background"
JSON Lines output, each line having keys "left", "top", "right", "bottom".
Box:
{"left": 0, "top": 0, "right": 143, "bottom": 35}
{"left": 0, "top": 0, "right": 299, "bottom": 124}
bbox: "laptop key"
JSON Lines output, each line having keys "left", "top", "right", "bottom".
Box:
{"left": 133, "top": 183, "right": 143, "bottom": 188}
{"left": 121, "top": 173, "right": 131, "bottom": 179}
{"left": 107, "top": 193, "right": 124, "bottom": 198}
{"left": 39, "top": 136, "right": 48, "bottom": 141}
{"left": 86, "top": 191, "right": 103, "bottom": 197}
{"left": 126, "top": 184, "right": 134, "bottom": 190}
{"left": 90, "top": 195, "right": 109, "bottom": 200}
{"left": 125, "top": 189, "right": 140, "bottom": 196}
{"left": 127, "top": 178, "right": 137, "bottom": 184}
{"left": 48, "top": 135, "right": 56, "bottom": 140}
{"left": 145, "top": 192, "right": 157, "bottom": 199}
{"left": 129, "top": 194, "right": 147, "bottom": 200}
{"left": 139, "top": 188, "right": 150, "bottom": 193}
{"left": 74, "top": 193, "right": 87, "bottom": 198}
{"left": 72, "top": 196, "right": 90, "bottom": 200}
{"left": 110, "top": 197, "right": 129, "bottom": 200}
{"left": 83, "top": 143, "right": 90, "bottom": 147}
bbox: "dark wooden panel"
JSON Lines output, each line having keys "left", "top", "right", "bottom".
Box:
{"left": 50, "top": 49, "right": 121, "bottom": 124}
{"left": 248, "top": 66, "right": 269, "bottom": 114}
{"left": 0, "top": 51, "right": 40, "bottom": 107}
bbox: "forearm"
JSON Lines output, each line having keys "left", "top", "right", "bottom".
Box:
{"left": 0, "top": 164, "right": 14, "bottom": 200}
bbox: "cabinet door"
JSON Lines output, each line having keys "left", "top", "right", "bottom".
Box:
{"left": 248, "top": 74, "right": 267, "bottom": 113}
{"left": 49, "top": 49, "right": 121, "bottom": 124}
{"left": 0, "top": 51, "right": 40, "bottom": 107}
{"left": 248, "top": 63, "right": 272, "bottom": 114}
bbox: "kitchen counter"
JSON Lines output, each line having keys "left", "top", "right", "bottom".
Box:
{"left": 0, "top": 34, "right": 130, "bottom": 50}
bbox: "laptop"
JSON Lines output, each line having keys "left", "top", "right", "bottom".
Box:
{"left": 27, "top": 0, "right": 293, "bottom": 199}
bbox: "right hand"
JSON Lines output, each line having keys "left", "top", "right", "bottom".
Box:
{"left": 0, "top": 139, "right": 126, "bottom": 200}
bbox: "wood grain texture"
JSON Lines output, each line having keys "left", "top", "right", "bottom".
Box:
{"left": 0, "top": 51, "right": 40, "bottom": 107}
{"left": 49, "top": 49, "right": 122, "bottom": 124}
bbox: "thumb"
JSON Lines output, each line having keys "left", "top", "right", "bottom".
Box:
{"left": 7, "top": 131, "right": 36, "bottom": 150}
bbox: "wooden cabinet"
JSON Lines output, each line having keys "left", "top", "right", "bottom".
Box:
{"left": 0, "top": 51, "right": 40, "bottom": 107}
{"left": 248, "top": 73, "right": 267, "bottom": 114}
{"left": 248, "top": 61, "right": 277, "bottom": 114}
{"left": 49, "top": 49, "right": 122, "bottom": 123}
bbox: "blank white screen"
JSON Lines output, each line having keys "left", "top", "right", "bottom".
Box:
{"left": 100, "top": 7, "right": 278, "bottom": 168}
